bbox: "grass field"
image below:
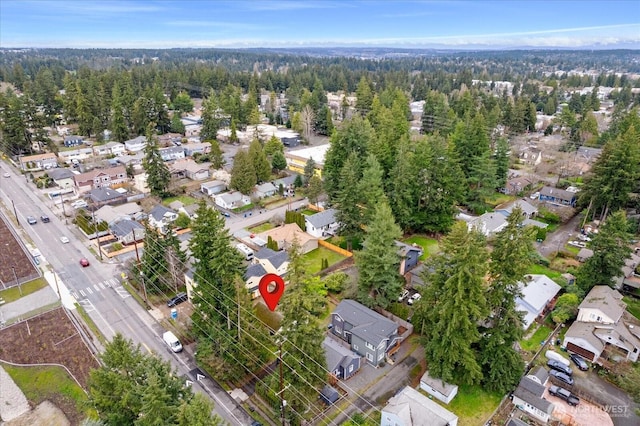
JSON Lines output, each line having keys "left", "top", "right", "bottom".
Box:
{"left": 403, "top": 235, "right": 439, "bottom": 261}
{"left": 162, "top": 195, "right": 198, "bottom": 205}
{"left": 520, "top": 324, "right": 553, "bottom": 352}
{"left": 301, "top": 247, "right": 347, "bottom": 275}
{"left": 623, "top": 296, "right": 640, "bottom": 320}
{"left": 0, "top": 277, "right": 48, "bottom": 303}
{"left": 445, "top": 384, "right": 503, "bottom": 426}
{"left": 526, "top": 263, "right": 564, "bottom": 283}
{"left": 248, "top": 222, "right": 274, "bottom": 233}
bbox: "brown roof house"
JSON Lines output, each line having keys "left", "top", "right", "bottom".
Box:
{"left": 563, "top": 286, "right": 640, "bottom": 363}
{"left": 74, "top": 166, "right": 128, "bottom": 194}
{"left": 170, "top": 158, "right": 210, "bottom": 181}
{"left": 257, "top": 223, "right": 318, "bottom": 254}
{"left": 19, "top": 153, "right": 58, "bottom": 171}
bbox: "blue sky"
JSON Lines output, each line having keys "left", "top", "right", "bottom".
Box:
{"left": 1, "top": 0, "right": 639, "bottom": 49}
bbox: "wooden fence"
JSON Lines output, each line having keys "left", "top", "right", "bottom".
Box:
{"left": 318, "top": 239, "right": 352, "bottom": 257}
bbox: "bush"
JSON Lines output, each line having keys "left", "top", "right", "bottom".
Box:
{"left": 112, "top": 242, "right": 124, "bottom": 252}
{"left": 324, "top": 272, "right": 347, "bottom": 293}
{"left": 538, "top": 208, "right": 561, "bottom": 224}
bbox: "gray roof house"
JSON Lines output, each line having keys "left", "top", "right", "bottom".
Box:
{"left": 468, "top": 212, "right": 508, "bottom": 236}
{"left": 331, "top": 299, "right": 400, "bottom": 367}
{"left": 515, "top": 274, "right": 562, "bottom": 329}
{"left": 497, "top": 199, "right": 538, "bottom": 219}
{"left": 244, "top": 263, "right": 268, "bottom": 299}
{"left": 148, "top": 205, "right": 178, "bottom": 234}
{"left": 511, "top": 376, "right": 554, "bottom": 423}
{"left": 159, "top": 146, "right": 186, "bottom": 162}
{"left": 88, "top": 187, "right": 127, "bottom": 207}
{"left": 254, "top": 248, "right": 290, "bottom": 276}
{"left": 323, "top": 336, "right": 361, "bottom": 381}
{"left": 124, "top": 136, "right": 147, "bottom": 153}
{"left": 419, "top": 371, "right": 458, "bottom": 404}
{"left": 254, "top": 182, "right": 278, "bottom": 198}
{"left": 47, "top": 168, "right": 75, "bottom": 189}
{"left": 539, "top": 186, "right": 577, "bottom": 207}
{"left": 305, "top": 208, "right": 338, "bottom": 238}
{"left": 381, "top": 386, "right": 458, "bottom": 426}
{"left": 577, "top": 248, "right": 594, "bottom": 262}
{"left": 200, "top": 180, "right": 227, "bottom": 196}
{"left": 110, "top": 219, "right": 145, "bottom": 245}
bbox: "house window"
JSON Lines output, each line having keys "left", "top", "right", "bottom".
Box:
{"left": 335, "top": 326, "right": 342, "bottom": 334}
{"left": 365, "top": 342, "right": 375, "bottom": 350}
{"left": 366, "top": 353, "right": 373, "bottom": 362}
{"left": 353, "top": 344, "right": 358, "bottom": 351}
{"left": 348, "top": 365, "right": 353, "bottom": 373}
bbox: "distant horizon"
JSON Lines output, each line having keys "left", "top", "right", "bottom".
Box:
{"left": 1, "top": 1, "right": 639, "bottom": 50}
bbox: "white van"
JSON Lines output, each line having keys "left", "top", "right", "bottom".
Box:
{"left": 162, "top": 331, "right": 183, "bottom": 353}
{"left": 236, "top": 243, "right": 254, "bottom": 261}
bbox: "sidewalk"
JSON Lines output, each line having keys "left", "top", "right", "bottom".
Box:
{"left": 0, "top": 286, "right": 59, "bottom": 325}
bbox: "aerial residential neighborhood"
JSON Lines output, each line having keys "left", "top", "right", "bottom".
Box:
{"left": 0, "top": 2, "right": 639, "bottom": 426}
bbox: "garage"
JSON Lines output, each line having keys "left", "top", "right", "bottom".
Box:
{"left": 566, "top": 342, "right": 596, "bottom": 362}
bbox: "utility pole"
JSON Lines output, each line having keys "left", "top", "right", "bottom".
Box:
{"left": 139, "top": 271, "right": 149, "bottom": 306}
{"left": 12, "top": 267, "right": 22, "bottom": 296}
{"left": 91, "top": 209, "right": 103, "bottom": 260}
{"left": 11, "top": 199, "right": 19, "bottom": 225}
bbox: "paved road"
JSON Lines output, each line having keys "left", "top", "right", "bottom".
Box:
{"left": 537, "top": 213, "right": 583, "bottom": 258}
{"left": 578, "top": 369, "right": 640, "bottom": 426}
{"left": 0, "top": 164, "right": 253, "bottom": 425}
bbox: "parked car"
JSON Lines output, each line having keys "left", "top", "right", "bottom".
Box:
{"left": 79, "top": 258, "right": 90, "bottom": 267}
{"left": 530, "top": 191, "right": 540, "bottom": 200}
{"left": 570, "top": 353, "right": 589, "bottom": 371}
{"left": 3, "top": 172, "right": 9, "bottom": 178}
{"left": 549, "top": 385, "right": 580, "bottom": 406}
{"left": 167, "top": 292, "right": 189, "bottom": 308}
{"left": 40, "top": 214, "right": 50, "bottom": 223}
{"left": 398, "top": 289, "right": 409, "bottom": 302}
{"left": 408, "top": 293, "right": 422, "bottom": 305}
{"left": 71, "top": 200, "right": 88, "bottom": 209}
{"left": 60, "top": 236, "right": 70, "bottom": 244}
{"left": 27, "top": 216, "right": 37, "bottom": 225}
{"left": 549, "top": 369, "right": 574, "bottom": 386}
{"left": 547, "top": 359, "right": 573, "bottom": 376}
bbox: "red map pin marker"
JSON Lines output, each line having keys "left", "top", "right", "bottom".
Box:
{"left": 259, "top": 273, "right": 285, "bottom": 311}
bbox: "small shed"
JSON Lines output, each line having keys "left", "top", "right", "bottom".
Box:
{"left": 320, "top": 385, "right": 339, "bottom": 405}
{"left": 419, "top": 371, "right": 458, "bottom": 404}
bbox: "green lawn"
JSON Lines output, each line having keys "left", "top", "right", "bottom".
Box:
{"left": 403, "top": 235, "right": 440, "bottom": 261}
{"left": 1, "top": 362, "right": 94, "bottom": 419}
{"left": 444, "top": 384, "right": 502, "bottom": 426}
{"left": 163, "top": 195, "right": 198, "bottom": 206}
{"left": 248, "top": 222, "right": 274, "bottom": 233}
{"left": 301, "top": 209, "right": 317, "bottom": 216}
{"left": 0, "top": 277, "right": 48, "bottom": 303}
{"left": 520, "top": 324, "right": 553, "bottom": 352}
{"left": 526, "top": 264, "right": 564, "bottom": 282}
{"left": 485, "top": 193, "right": 515, "bottom": 207}
{"left": 301, "top": 246, "right": 347, "bottom": 275}
{"left": 623, "top": 296, "right": 640, "bottom": 320}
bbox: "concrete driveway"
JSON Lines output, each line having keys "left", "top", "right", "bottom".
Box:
{"left": 544, "top": 384, "right": 613, "bottom": 426}
{"left": 577, "top": 370, "right": 639, "bottom": 426}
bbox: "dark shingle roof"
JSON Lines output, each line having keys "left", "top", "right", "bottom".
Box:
{"left": 513, "top": 377, "right": 552, "bottom": 413}
{"left": 244, "top": 263, "right": 267, "bottom": 279}
{"left": 306, "top": 208, "right": 337, "bottom": 229}
{"left": 89, "top": 187, "right": 123, "bottom": 202}
{"left": 149, "top": 205, "right": 176, "bottom": 221}
{"left": 110, "top": 219, "right": 144, "bottom": 238}
{"left": 333, "top": 299, "right": 397, "bottom": 347}
{"left": 47, "top": 168, "right": 75, "bottom": 180}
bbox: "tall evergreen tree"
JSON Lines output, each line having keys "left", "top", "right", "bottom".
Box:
{"left": 357, "top": 154, "right": 387, "bottom": 226}
{"left": 303, "top": 157, "right": 317, "bottom": 184}
{"left": 200, "top": 90, "right": 223, "bottom": 142}
{"left": 272, "top": 151, "right": 287, "bottom": 172}
{"left": 413, "top": 222, "right": 488, "bottom": 385}
{"left": 334, "top": 153, "right": 364, "bottom": 250}
{"left": 140, "top": 225, "right": 170, "bottom": 295}
{"left": 142, "top": 123, "right": 171, "bottom": 197}
{"left": 230, "top": 149, "right": 257, "bottom": 194}
{"left": 248, "top": 139, "right": 271, "bottom": 182}
{"left": 355, "top": 201, "right": 403, "bottom": 309}
{"left": 355, "top": 76, "right": 374, "bottom": 115}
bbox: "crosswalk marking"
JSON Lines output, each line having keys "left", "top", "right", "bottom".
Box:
{"left": 98, "top": 282, "right": 105, "bottom": 290}
{"left": 94, "top": 284, "right": 100, "bottom": 291}
{"left": 72, "top": 291, "right": 79, "bottom": 299}
{"left": 79, "top": 289, "right": 85, "bottom": 297}
{"left": 86, "top": 287, "right": 93, "bottom": 294}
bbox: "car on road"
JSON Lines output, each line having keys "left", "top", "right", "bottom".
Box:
{"left": 3, "top": 172, "right": 9, "bottom": 178}
{"left": 40, "top": 214, "right": 50, "bottom": 223}
{"left": 408, "top": 293, "right": 421, "bottom": 305}
{"left": 549, "top": 385, "right": 580, "bottom": 406}
{"left": 570, "top": 353, "right": 589, "bottom": 371}
{"left": 79, "top": 258, "right": 90, "bottom": 267}
{"left": 60, "top": 236, "right": 70, "bottom": 244}
{"left": 547, "top": 359, "right": 573, "bottom": 376}
{"left": 549, "top": 369, "right": 574, "bottom": 386}
{"left": 398, "top": 289, "right": 409, "bottom": 302}
{"left": 27, "top": 216, "right": 37, "bottom": 225}
{"left": 167, "top": 292, "right": 189, "bottom": 307}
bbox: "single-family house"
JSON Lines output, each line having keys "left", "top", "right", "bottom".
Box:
{"left": 92, "top": 144, "right": 111, "bottom": 156}
{"left": 94, "top": 203, "right": 142, "bottom": 225}
{"left": 615, "top": 253, "right": 640, "bottom": 290}
{"left": 109, "top": 219, "right": 145, "bottom": 245}
{"left": 64, "top": 135, "right": 84, "bottom": 147}
{"left": 254, "top": 182, "right": 277, "bottom": 198}
{"left": 564, "top": 286, "right": 640, "bottom": 363}
{"left": 505, "top": 176, "right": 534, "bottom": 195}
{"left": 73, "top": 166, "right": 128, "bottom": 193}
{"left": 305, "top": 208, "right": 339, "bottom": 238}
{"left": 19, "top": 153, "right": 58, "bottom": 171}
{"left": 253, "top": 248, "right": 290, "bottom": 276}
{"left": 124, "top": 136, "right": 147, "bottom": 153}
{"left": 170, "top": 158, "right": 210, "bottom": 180}
{"left": 396, "top": 241, "right": 423, "bottom": 275}
{"left": 201, "top": 180, "right": 227, "bottom": 196}
{"left": 323, "top": 336, "right": 361, "bottom": 381}
{"left": 257, "top": 223, "right": 318, "bottom": 254}
{"left": 244, "top": 263, "right": 268, "bottom": 299}
{"left": 148, "top": 205, "right": 178, "bottom": 234}
{"left": 381, "top": 386, "right": 458, "bottom": 426}
{"left": 497, "top": 199, "right": 538, "bottom": 219}
{"left": 177, "top": 203, "right": 198, "bottom": 220}
{"left": 214, "top": 191, "right": 250, "bottom": 210}
{"left": 88, "top": 187, "right": 127, "bottom": 207}
{"left": 117, "top": 153, "right": 145, "bottom": 167}
{"left": 468, "top": 212, "right": 508, "bottom": 236}
{"left": 58, "top": 147, "right": 94, "bottom": 164}
{"left": 577, "top": 248, "right": 594, "bottom": 262}
{"left": 105, "top": 141, "right": 126, "bottom": 156}
{"left": 515, "top": 274, "right": 562, "bottom": 329}
{"left": 419, "top": 371, "right": 458, "bottom": 404}
{"left": 539, "top": 186, "right": 577, "bottom": 207}
{"left": 159, "top": 146, "right": 186, "bottom": 162}
{"left": 511, "top": 376, "right": 554, "bottom": 423}
{"left": 183, "top": 142, "right": 211, "bottom": 156}
{"left": 47, "top": 168, "right": 75, "bottom": 189}
{"left": 519, "top": 147, "right": 543, "bottom": 166}
{"left": 331, "top": 299, "right": 400, "bottom": 367}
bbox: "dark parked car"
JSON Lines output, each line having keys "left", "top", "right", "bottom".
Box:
{"left": 549, "top": 369, "right": 574, "bottom": 386}
{"left": 40, "top": 215, "right": 50, "bottom": 223}
{"left": 547, "top": 359, "right": 573, "bottom": 376}
{"left": 570, "top": 353, "right": 589, "bottom": 371}
{"left": 167, "top": 292, "right": 189, "bottom": 307}
{"left": 549, "top": 385, "right": 580, "bottom": 406}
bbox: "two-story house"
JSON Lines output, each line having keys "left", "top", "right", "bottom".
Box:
{"left": 330, "top": 299, "right": 400, "bottom": 367}
{"left": 253, "top": 248, "right": 290, "bottom": 276}
{"left": 93, "top": 141, "right": 126, "bottom": 157}
{"left": 244, "top": 263, "right": 268, "bottom": 299}
{"left": 305, "top": 208, "right": 339, "bottom": 238}
{"left": 73, "top": 166, "right": 128, "bottom": 193}
{"left": 170, "top": 158, "right": 210, "bottom": 180}
{"left": 563, "top": 286, "right": 640, "bottom": 363}
{"left": 396, "top": 241, "right": 423, "bottom": 275}
{"left": 515, "top": 274, "right": 562, "bottom": 329}
{"left": 159, "top": 146, "right": 186, "bottom": 162}
{"left": 124, "top": 136, "right": 147, "bottom": 153}
{"left": 148, "top": 205, "right": 178, "bottom": 234}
